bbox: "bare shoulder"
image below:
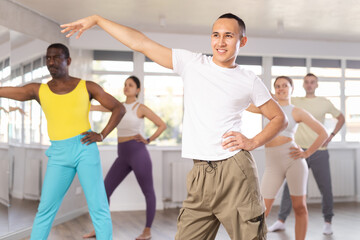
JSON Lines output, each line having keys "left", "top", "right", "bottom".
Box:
{"left": 26, "top": 82, "right": 42, "bottom": 92}
{"left": 85, "top": 80, "right": 103, "bottom": 92}
{"left": 137, "top": 103, "right": 148, "bottom": 113}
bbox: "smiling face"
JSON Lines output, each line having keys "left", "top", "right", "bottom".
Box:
{"left": 46, "top": 47, "right": 70, "bottom": 78}
{"left": 274, "top": 77, "right": 293, "bottom": 101}
{"left": 211, "top": 18, "right": 247, "bottom": 68}
{"left": 123, "top": 77, "right": 140, "bottom": 98}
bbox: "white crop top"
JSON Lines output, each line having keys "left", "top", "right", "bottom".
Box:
{"left": 265, "top": 104, "right": 298, "bottom": 139}
{"left": 116, "top": 101, "right": 144, "bottom": 137}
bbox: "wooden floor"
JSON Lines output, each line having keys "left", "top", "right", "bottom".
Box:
{"left": 21, "top": 202, "right": 360, "bottom": 240}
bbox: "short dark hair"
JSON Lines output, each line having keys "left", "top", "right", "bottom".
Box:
{"left": 218, "top": 13, "right": 246, "bottom": 36}
{"left": 274, "top": 76, "right": 293, "bottom": 88}
{"left": 127, "top": 75, "right": 141, "bottom": 98}
{"left": 47, "top": 43, "right": 70, "bottom": 59}
{"left": 305, "top": 73, "right": 318, "bottom": 80}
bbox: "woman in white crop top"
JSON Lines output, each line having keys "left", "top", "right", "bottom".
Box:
{"left": 247, "top": 76, "right": 327, "bottom": 240}
{"left": 84, "top": 76, "right": 166, "bottom": 240}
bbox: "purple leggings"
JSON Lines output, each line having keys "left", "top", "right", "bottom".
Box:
{"left": 104, "top": 140, "right": 156, "bottom": 228}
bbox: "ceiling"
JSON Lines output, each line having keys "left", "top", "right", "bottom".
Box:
{"left": 10, "top": 0, "right": 360, "bottom": 42}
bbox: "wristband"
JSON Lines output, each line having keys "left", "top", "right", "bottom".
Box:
{"left": 331, "top": 132, "right": 336, "bottom": 136}
{"left": 99, "top": 133, "right": 104, "bottom": 141}
{"left": 146, "top": 138, "right": 151, "bottom": 144}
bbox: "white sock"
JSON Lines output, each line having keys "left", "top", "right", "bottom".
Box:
{"left": 268, "top": 220, "right": 286, "bottom": 232}
{"left": 323, "top": 222, "right": 333, "bottom": 235}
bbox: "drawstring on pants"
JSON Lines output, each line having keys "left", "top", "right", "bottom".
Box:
{"left": 205, "top": 161, "right": 217, "bottom": 173}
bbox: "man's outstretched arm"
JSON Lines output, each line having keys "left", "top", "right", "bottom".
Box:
{"left": 0, "top": 83, "right": 40, "bottom": 102}
{"left": 61, "top": 15, "right": 173, "bottom": 69}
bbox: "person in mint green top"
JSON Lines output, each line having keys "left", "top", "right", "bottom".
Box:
{"left": 0, "top": 43, "right": 125, "bottom": 239}
{"left": 268, "top": 73, "right": 345, "bottom": 235}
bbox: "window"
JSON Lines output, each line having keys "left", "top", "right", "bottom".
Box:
{"left": 144, "top": 75, "right": 183, "bottom": 145}
{"left": 91, "top": 51, "right": 133, "bottom": 145}
{"left": 345, "top": 62, "right": 360, "bottom": 142}
{"left": 272, "top": 57, "right": 307, "bottom": 77}
{"left": 236, "top": 56, "right": 263, "bottom": 138}
{"left": 236, "top": 56, "right": 263, "bottom": 75}
{"left": 9, "top": 68, "right": 23, "bottom": 144}
{"left": 8, "top": 57, "right": 50, "bottom": 145}
{"left": 91, "top": 74, "right": 128, "bottom": 144}
{"left": 0, "top": 58, "right": 10, "bottom": 143}
{"left": 271, "top": 57, "right": 307, "bottom": 95}
{"left": 144, "top": 57, "right": 183, "bottom": 145}
{"left": 310, "top": 59, "right": 342, "bottom": 78}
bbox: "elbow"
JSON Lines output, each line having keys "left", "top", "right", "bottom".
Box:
{"left": 321, "top": 130, "right": 329, "bottom": 141}
{"left": 160, "top": 122, "right": 167, "bottom": 132}
{"left": 118, "top": 103, "right": 126, "bottom": 119}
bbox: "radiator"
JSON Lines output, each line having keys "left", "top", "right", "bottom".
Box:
{"left": 23, "top": 159, "right": 42, "bottom": 200}
{"left": 307, "top": 152, "right": 355, "bottom": 198}
{"left": 171, "top": 160, "right": 193, "bottom": 202}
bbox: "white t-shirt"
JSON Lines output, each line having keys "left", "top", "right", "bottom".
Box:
{"left": 172, "top": 49, "right": 271, "bottom": 160}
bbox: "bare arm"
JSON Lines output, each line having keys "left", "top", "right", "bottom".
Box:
{"left": 9, "top": 106, "right": 26, "bottom": 115}
{"left": 81, "top": 81, "right": 126, "bottom": 144}
{"left": 245, "top": 103, "right": 261, "bottom": 114}
{"left": 222, "top": 99, "right": 287, "bottom": 151}
{"left": 90, "top": 104, "right": 111, "bottom": 112}
{"left": 0, "top": 83, "right": 40, "bottom": 102}
{"left": 61, "top": 15, "right": 173, "bottom": 69}
{"left": 322, "top": 113, "right": 345, "bottom": 147}
{"left": 0, "top": 107, "right": 8, "bottom": 113}
{"left": 134, "top": 104, "right": 166, "bottom": 144}
{"left": 291, "top": 107, "right": 328, "bottom": 159}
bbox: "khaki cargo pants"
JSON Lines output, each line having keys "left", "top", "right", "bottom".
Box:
{"left": 175, "top": 150, "right": 267, "bottom": 240}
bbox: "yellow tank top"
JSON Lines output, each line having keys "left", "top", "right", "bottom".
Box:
{"left": 39, "top": 80, "right": 91, "bottom": 140}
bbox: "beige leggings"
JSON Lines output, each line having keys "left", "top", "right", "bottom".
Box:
{"left": 261, "top": 141, "right": 308, "bottom": 199}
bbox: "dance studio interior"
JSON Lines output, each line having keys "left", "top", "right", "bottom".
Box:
{"left": 0, "top": 0, "right": 360, "bottom": 239}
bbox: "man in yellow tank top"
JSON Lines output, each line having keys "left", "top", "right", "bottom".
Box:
{"left": 0, "top": 43, "right": 125, "bottom": 240}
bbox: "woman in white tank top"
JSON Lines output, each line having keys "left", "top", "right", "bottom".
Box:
{"left": 247, "top": 76, "right": 328, "bottom": 240}
{"left": 84, "top": 76, "right": 166, "bottom": 240}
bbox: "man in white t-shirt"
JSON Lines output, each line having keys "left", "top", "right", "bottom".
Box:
{"left": 62, "top": 13, "right": 287, "bottom": 240}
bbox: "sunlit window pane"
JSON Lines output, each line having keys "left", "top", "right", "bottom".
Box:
{"left": 24, "top": 101, "right": 31, "bottom": 144}
{"left": 272, "top": 66, "right": 307, "bottom": 77}
{"left": 345, "top": 81, "right": 360, "bottom": 142}
{"left": 241, "top": 111, "right": 262, "bottom": 139}
{"left": 309, "top": 67, "right": 341, "bottom": 78}
{"left": 316, "top": 82, "right": 341, "bottom": 97}
{"left": 0, "top": 97, "right": 9, "bottom": 143}
{"left": 31, "top": 103, "right": 41, "bottom": 143}
{"left": 2, "top": 66, "right": 10, "bottom": 79}
{"left": 144, "top": 75, "right": 183, "bottom": 146}
{"left": 144, "top": 62, "right": 173, "bottom": 73}
{"left": 345, "top": 68, "right": 360, "bottom": 78}
{"left": 92, "top": 60, "right": 133, "bottom": 72}
{"left": 33, "top": 67, "right": 43, "bottom": 79}
{"left": 345, "top": 97, "right": 360, "bottom": 142}
{"left": 91, "top": 74, "right": 128, "bottom": 145}
{"left": 345, "top": 81, "right": 360, "bottom": 96}
{"left": 92, "top": 74, "right": 127, "bottom": 101}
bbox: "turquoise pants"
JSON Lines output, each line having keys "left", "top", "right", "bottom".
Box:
{"left": 30, "top": 132, "right": 112, "bottom": 239}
